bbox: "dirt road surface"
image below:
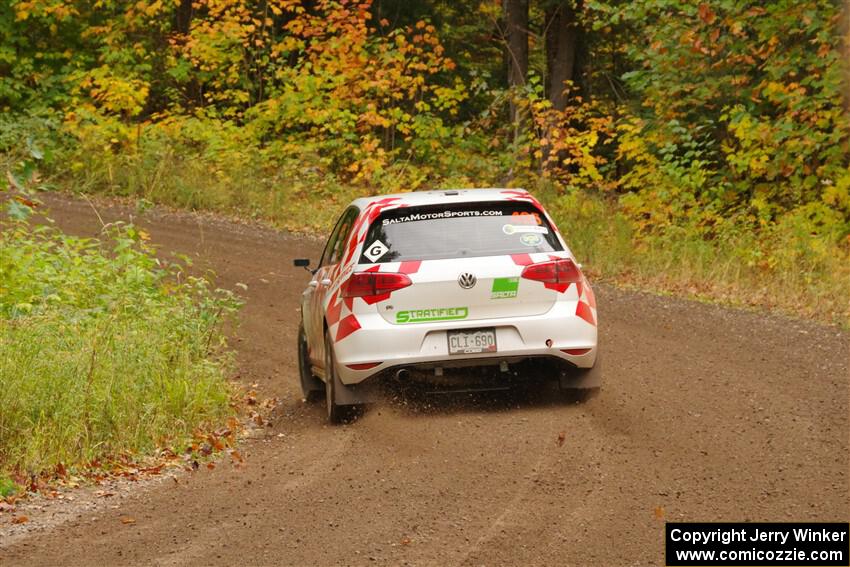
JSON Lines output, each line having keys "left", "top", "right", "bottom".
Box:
{"left": 2, "top": 195, "right": 848, "bottom": 566}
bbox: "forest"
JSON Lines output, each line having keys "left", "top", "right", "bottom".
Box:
{"left": 1, "top": 0, "right": 849, "bottom": 324}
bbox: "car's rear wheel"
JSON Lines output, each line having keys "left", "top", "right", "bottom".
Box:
{"left": 298, "top": 323, "right": 324, "bottom": 402}
{"left": 323, "top": 330, "right": 356, "bottom": 424}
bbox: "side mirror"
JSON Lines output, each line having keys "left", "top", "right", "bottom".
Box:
{"left": 293, "top": 258, "right": 312, "bottom": 273}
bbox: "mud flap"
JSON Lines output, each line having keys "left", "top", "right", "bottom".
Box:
{"left": 332, "top": 373, "right": 380, "bottom": 406}
{"left": 559, "top": 354, "right": 602, "bottom": 390}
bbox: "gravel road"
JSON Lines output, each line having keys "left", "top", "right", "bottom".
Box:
{"left": 1, "top": 194, "right": 847, "bottom": 566}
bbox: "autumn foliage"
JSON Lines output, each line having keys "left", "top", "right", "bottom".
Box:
{"left": 1, "top": 0, "right": 849, "bottom": 322}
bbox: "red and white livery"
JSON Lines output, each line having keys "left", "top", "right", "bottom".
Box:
{"left": 295, "top": 189, "right": 600, "bottom": 422}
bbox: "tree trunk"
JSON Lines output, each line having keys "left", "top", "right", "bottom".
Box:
{"left": 541, "top": 1, "right": 585, "bottom": 175}
{"left": 172, "top": 0, "right": 203, "bottom": 108}
{"left": 545, "top": 1, "right": 581, "bottom": 112}
{"left": 174, "top": 0, "right": 193, "bottom": 35}
{"left": 503, "top": 0, "right": 528, "bottom": 140}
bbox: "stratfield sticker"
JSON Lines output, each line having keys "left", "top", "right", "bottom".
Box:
{"left": 364, "top": 240, "right": 389, "bottom": 262}
{"left": 396, "top": 306, "right": 468, "bottom": 324}
{"left": 491, "top": 277, "right": 519, "bottom": 299}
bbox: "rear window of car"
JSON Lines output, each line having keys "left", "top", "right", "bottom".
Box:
{"left": 358, "top": 201, "right": 563, "bottom": 263}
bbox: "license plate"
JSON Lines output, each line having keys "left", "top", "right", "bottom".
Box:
{"left": 447, "top": 328, "right": 497, "bottom": 355}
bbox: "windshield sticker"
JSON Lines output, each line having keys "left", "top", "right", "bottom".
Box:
{"left": 396, "top": 306, "right": 468, "bottom": 324}
{"left": 520, "top": 233, "right": 542, "bottom": 247}
{"left": 363, "top": 240, "right": 389, "bottom": 262}
{"left": 511, "top": 211, "right": 543, "bottom": 225}
{"left": 491, "top": 277, "right": 519, "bottom": 299}
{"left": 502, "top": 224, "right": 549, "bottom": 235}
{"left": 383, "top": 210, "right": 501, "bottom": 225}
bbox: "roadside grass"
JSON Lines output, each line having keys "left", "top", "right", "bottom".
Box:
{"left": 0, "top": 220, "right": 241, "bottom": 487}
{"left": 64, "top": 143, "right": 364, "bottom": 233}
{"left": 55, "top": 148, "right": 850, "bottom": 328}
{"left": 0, "top": 475, "right": 17, "bottom": 498}
{"left": 538, "top": 186, "right": 850, "bottom": 327}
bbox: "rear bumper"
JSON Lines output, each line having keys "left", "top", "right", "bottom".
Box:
{"left": 333, "top": 299, "right": 597, "bottom": 385}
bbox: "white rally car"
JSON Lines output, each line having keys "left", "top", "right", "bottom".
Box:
{"left": 294, "top": 189, "right": 600, "bottom": 422}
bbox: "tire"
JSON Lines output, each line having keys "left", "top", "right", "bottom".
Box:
{"left": 323, "top": 330, "right": 356, "bottom": 424}
{"left": 298, "top": 323, "right": 324, "bottom": 402}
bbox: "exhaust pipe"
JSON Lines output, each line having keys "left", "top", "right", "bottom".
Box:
{"left": 395, "top": 368, "right": 410, "bottom": 380}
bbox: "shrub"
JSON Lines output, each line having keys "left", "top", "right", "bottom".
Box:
{"left": 0, "top": 220, "right": 241, "bottom": 477}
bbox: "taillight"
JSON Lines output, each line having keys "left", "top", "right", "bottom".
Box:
{"left": 561, "top": 348, "right": 591, "bottom": 356}
{"left": 345, "top": 362, "right": 382, "bottom": 370}
{"left": 341, "top": 272, "right": 412, "bottom": 303}
{"left": 520, "top": 258, "right": 582, "bottom": 286}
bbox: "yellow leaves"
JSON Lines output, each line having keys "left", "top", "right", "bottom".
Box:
{"left": 822, "top": 170, "right": 850, "bottom": 214}
{"left": 748, "top": 154, "right": 769, "bottom": 176}
{"left": 286, "top": 17, "right": 304, "bottom": 35}
{"left": 74, "top": 66, "right": 150, "bottom": 117}
{"left": 729, "top": 20, "right": 745, "bottom": 37}
{"left": 526, "top": 94, "right": 614, "bottom": 186}
{"left": 143, "top": 0, "right": 164, "bottom": 17}
{"left": 15, "top": 0, "right": 80, "bottom": 21}
{"left": 763, "top": 81, "right": 789, "bottom": 96}
{"left": 616, "top": 119, "right": 651, "bottom": 163}
{"left": 272, "top": 36, "right": 304, "bottom": 56}
{"left": 270, "top": 0, "right": 303, "bottom": 16}
{"left": 759, "top": 80, "right": 807, "bottom": 107}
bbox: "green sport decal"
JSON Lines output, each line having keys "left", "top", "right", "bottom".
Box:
{"left": 396, "top": 306, "right": 468, "bottom": 324}
{"left": 491, "top": 277, "right": 519, "bottom": 299}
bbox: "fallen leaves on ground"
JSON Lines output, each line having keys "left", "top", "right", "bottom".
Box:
{"left": 11, "top": 516, "right": 28, "bottom": 524}
{"left": 229, "top": 450, "right": 244, "bottom": 466}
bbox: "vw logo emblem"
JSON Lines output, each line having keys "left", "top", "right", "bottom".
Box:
{"left": 457, "top": 272, "right": 477, "bottom": 289}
